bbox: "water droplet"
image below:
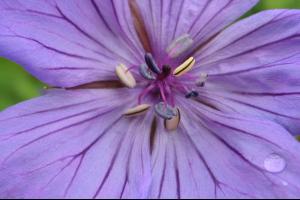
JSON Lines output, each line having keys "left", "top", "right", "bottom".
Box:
{"left": 264, "top": 154, "right": 286, "bottom": 173}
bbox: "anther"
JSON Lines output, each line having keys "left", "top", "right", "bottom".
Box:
{"left": 145, "top": 53, "right": 161, "bottom": 74}
{"left": 196, "top": 73, "right": 208, "bottom": 87}
{"left": 164, "top": 108, "right": 181, "bottom": 131}
{"left": 115, "top": 64, "right": 136, "bottom": 88}
{"left": 166, "top": 34, "right": 193, "bottom": 58}
{"left": 139, "top": 64, "right": 156, "bottom": 80}
{"left": 185, "top": 91, "right": 199, "bottom": 99}
{"left": 154, "top": 102, "right": 177, "bottom": 120}
{"left": 124, "top": 104, "right": 151, "bottom": 116}
{"left": 173, "top": 57, "right": 195, "bottom": 77}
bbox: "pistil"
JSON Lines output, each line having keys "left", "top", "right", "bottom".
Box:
{"left": 157, "top": 65, "right": 171, "bottom": 80}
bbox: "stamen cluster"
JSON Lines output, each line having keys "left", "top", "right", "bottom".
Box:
{"left": 115, "top": 34, "right": 208, "bottom": 131}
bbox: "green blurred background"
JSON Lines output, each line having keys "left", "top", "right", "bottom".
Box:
{"left": 1, "top": 0, "right": 300, "bottom": 111}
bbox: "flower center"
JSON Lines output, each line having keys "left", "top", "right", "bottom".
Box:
{"left": 138, "top": 53, "right": 196, "bottom": 109}
{"left": 115, "top": 34, "right": 207, "bottom": 131}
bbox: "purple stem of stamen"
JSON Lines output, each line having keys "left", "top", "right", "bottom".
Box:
{"left": 164, "top": 82, "right": 175, "bottom": 107}
{"left": 138, "top": 83, "right": 156, "bottom": 104}
{"left": 125, "top": 66, "right": 137, "bottom": 73}
{"left": 158, "top": 82, "right": 168, "bottom": 104}
{"left": 125, "top": 65, "right": 143, "bottom": 81}
{"left": 163, "top": 81, "right": 170, "bottom": 96}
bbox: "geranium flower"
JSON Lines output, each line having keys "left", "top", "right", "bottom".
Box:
{"left": 1, "top": 0, "right": 300, "bottom": 198}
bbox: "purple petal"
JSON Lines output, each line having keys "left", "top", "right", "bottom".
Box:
{"left": 135, "top": 0, "right": 258, "bottom": 57}
{"left": 195, "top": 10, "right": 300, "bottom": 135}
{"left": 0, "top": 89, "right": 151, "bottom": 198}
{"left": 198, "top": 89, "right": 300, "bottom": 136}
{"left": 149, "top": 98, "right": 300, "bottom": 198}
{"left": 0, "top": 0, "right": 144, "bottom": 87}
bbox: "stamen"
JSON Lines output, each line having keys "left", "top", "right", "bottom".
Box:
{"left": 158, "top": 83, "right": 168, "bottom": 104}
{"left": 185, "top": 91, "right": 199, "bottom": 99}
{"left": 154, "top": 102, "right": 177, "bottom": 120}
{"left": 164, "top": 108, "right": 180, "bottom": 131}
{"left": 166, "top": 34, "right": 193, "bottom": 58}
{"left": 124, "top": 104, "right": 151, "bottom": 116}
{"left": 196, "top": 73, "right": 208, "bottom": 87}
{"left": 139, "top": 64, "right": 156, "bottom": 80}
{"left": 145, "top": 53, "right": 161, "bottom": 74}
{"left": 115, "top": 64, "right": 136, "bottom": 88}
{"left": 173, "top": 57, "right": 195, "bottom": 77}
{"left": 164, "top": 82, "right": 175, "bottom": 107}
{"left": 138, "top": 84, "right": 156, "bottom": 104}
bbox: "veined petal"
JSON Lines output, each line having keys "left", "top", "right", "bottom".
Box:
{"left": 149, "top": 98, "right": 300, "bottom": 198}
{"left": 0, "top": 0, "right": 144, "bottom": 88}
{"left": 134, "top": 0, "right": 258, "bottom": 57}
{"left": 199, "top": 90, "right": 300, "bottom": 136}
{"left": 196, "top": 10, "right": 300, "bottom": 135}
{"left": 0, "top": 89, "right": 151, "bottom": 198}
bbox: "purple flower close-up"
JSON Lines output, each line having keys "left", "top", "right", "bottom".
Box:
{"left": 1, "top": 0, "right": 300, "bottom": 198}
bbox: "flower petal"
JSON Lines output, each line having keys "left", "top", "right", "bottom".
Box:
{"left": 198, "top": 89, "right": 300, "bottom": 136}
{"left": 0, "top": 0, "right": 144, "bottom": 87}
{"left": 195, "top": 10, "right": 300, "bottom": 135}
{"left": 135, "top": 0, "right": 258, "bottom": 57}
{"left": 0, "top": 89, "right": 151, "bottom": 198}
{"left": 149, "top": 98, "right": 300, "bottom": 198}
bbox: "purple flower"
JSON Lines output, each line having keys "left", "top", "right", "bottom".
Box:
{"left": 1, "top": 0, "right": 300, "bottom": 198}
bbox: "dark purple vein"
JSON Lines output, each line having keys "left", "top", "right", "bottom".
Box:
{"left": 0, "top": 98, "right": 100, "bottom": 123}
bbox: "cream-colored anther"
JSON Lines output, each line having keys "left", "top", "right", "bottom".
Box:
{"left": 115, "top": 64, "right": 136, "bottom": 88}
{"left": 124, "top": 104, "right": 151, "bottom": 116}
{"left": 164, "top": 108, "right": 180, "bottom": 131}
{"left": 173, "top": 57, "right": 195, "bottom": 77}
{"left": 166, "top": 34, "right": 193, "bottom": 58}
